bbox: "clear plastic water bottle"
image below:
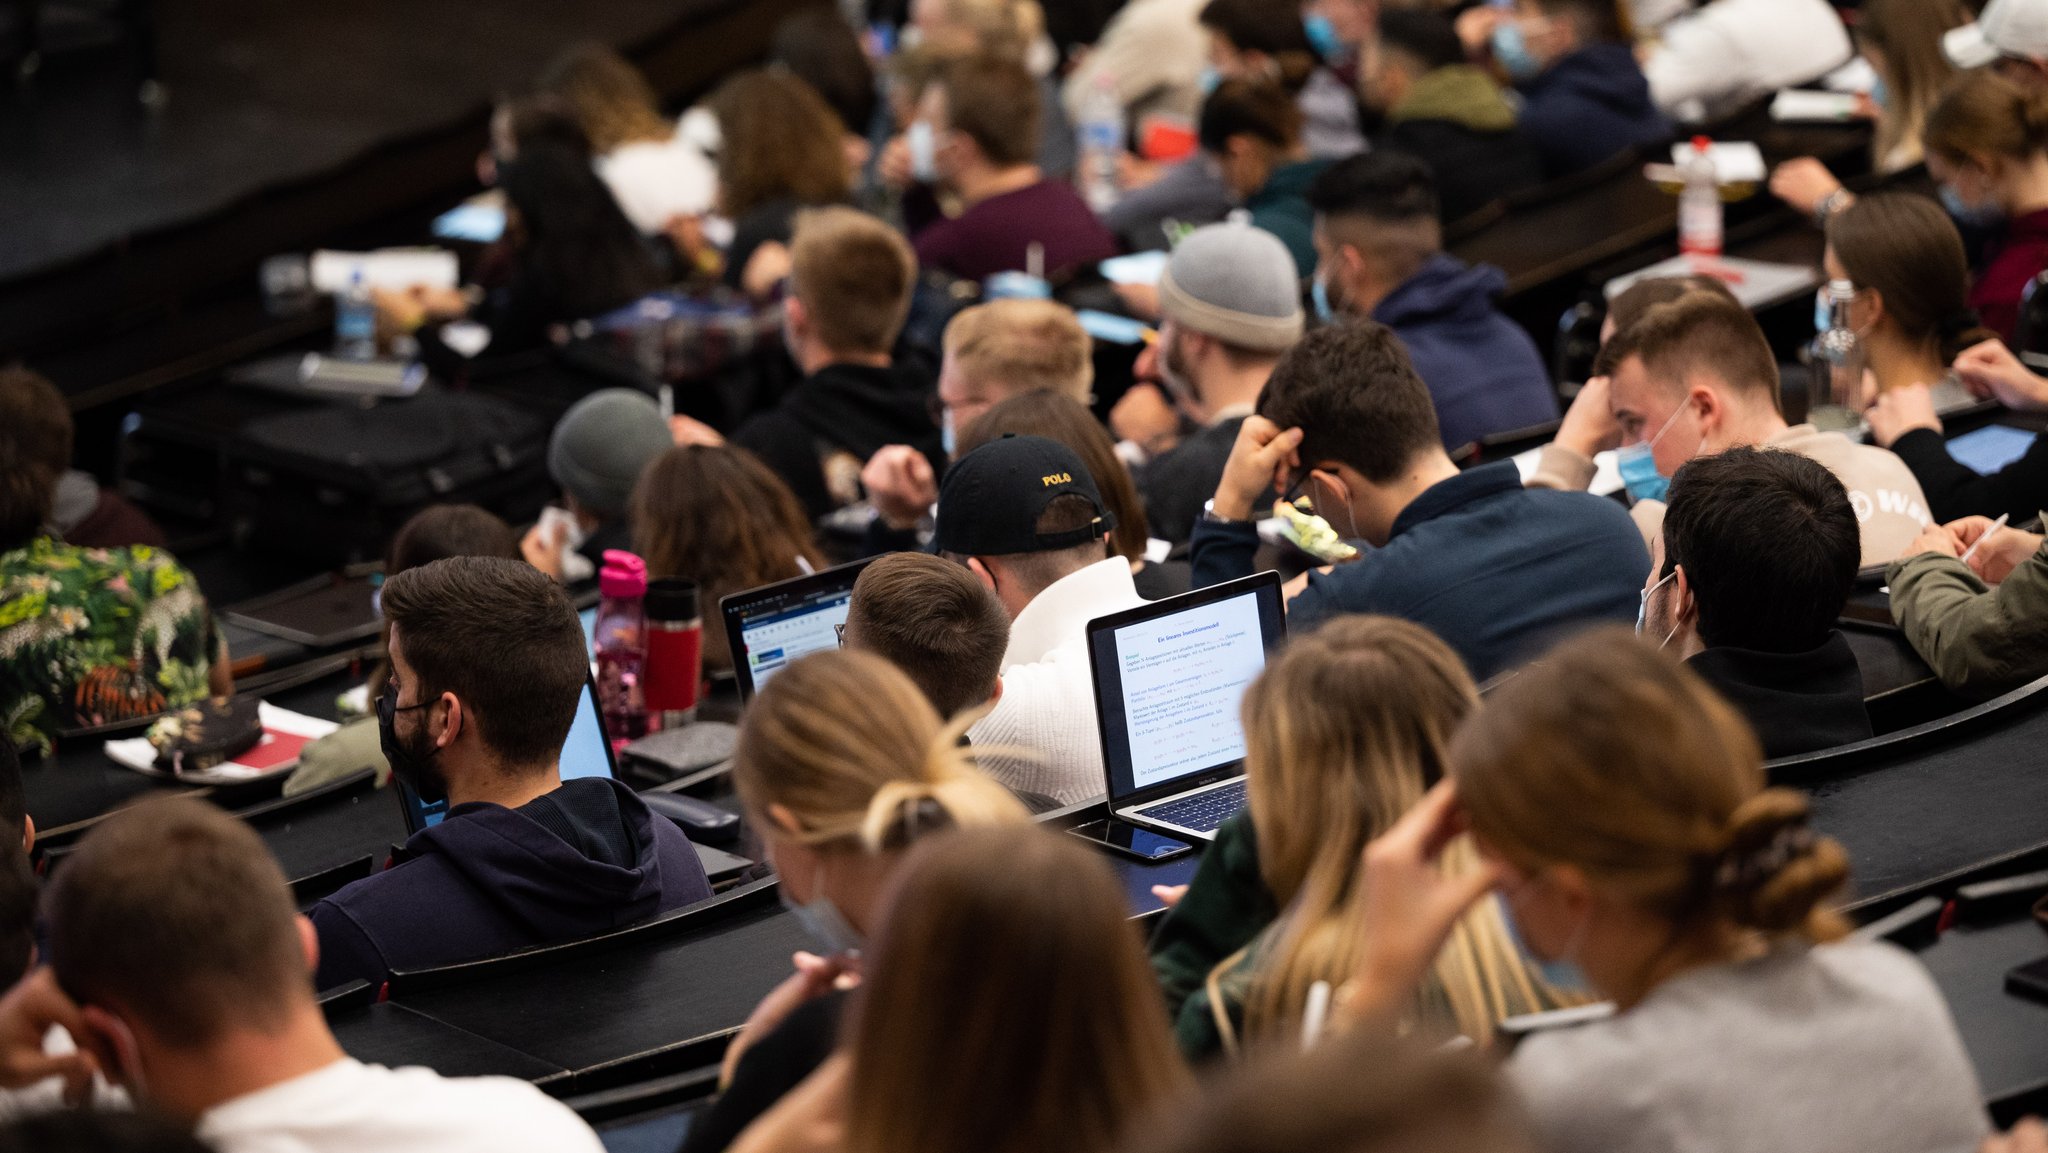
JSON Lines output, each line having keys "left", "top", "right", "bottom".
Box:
{"left": 1808, "top": 279, "right": 1865, "bottom": 433}
{"left": 1078, "top": 73, "right": 1124, "bottom": 214}
{"left": 1678, "top": 136, "right": 1722, "bottom": 268}
{"left": 335, "top": 269, "right": 377, "bottom": 361}
{"left": 593, "top": 550, "right": 650, "bottom": 746}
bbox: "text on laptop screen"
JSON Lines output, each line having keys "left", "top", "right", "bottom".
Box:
{"left": 412, "top": 679, "right": 613, "bottom": 830}
{"left": 1112, "top": 589, "right": 1268, "bottom": 789}
{"left": 738, "top": 589, "right": 854, "bottom": 691}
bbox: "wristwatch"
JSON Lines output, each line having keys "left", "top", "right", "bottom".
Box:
{"left": 1200, "top": 499, "right": 1251, "bottom": 526}
{"left": 1813, "top": 187, "right": 1853, "bottom": 229}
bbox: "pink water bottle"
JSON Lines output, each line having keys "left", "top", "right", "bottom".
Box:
{"left": 594, "top": 550, "right": 649, "bottom": 745}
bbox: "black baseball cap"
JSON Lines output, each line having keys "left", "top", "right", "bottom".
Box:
{"left": 932, "top": 434, "right": 1117, "bottom": 557}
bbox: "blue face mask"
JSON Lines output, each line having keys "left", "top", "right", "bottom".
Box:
{"left": 1302, "top": 13, "right": 1344, "bottom": 61}
{"left": 1197, "top": 66, "right": 1221, "bottom": 95}
{"left": 1498, "top": 890, "right": 1592, "bottom": 995}
{"left": 940, "top": 406, "right": 958, "bottom": 458}
{"left": 778, "top": 857, "right": 865, "bottom": 960}
{"left": 1615, "top": 401, "right": 1689, "bottom": 505}
{"left": 1491, "top": 22, "right": 1543, "bottom": 83}
{"left": 1868, "top": 76, "right": 1890, "bottom": 111}
{"left": 1311, "top": 275, "right": 1335, "bottom": 323}
{"left": 1941, "top": 183, "right": 2005, "bottom": 228}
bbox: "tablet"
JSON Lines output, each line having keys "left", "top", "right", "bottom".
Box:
{"left": 1945, "top": 424, "right": 2039, "bottom": 476}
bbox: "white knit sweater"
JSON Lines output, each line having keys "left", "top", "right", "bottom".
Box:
{"left": 970, "top": 558, "right": 1148, "bottom": 806}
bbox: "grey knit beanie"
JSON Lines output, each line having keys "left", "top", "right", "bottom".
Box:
{"left": 1156, "top": 222, "right": 1306, "bottom": 353}
{"left": 547, "top": 389, "right": 671, "bottom": 517}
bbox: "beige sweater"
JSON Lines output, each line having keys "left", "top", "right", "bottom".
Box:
{"left": 1527, "top": 424, "right": 1932, "bottom": 568}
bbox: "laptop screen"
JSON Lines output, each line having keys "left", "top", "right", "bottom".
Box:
{"left": 1088, "top": 573, "right": 1286, "bottom": 804}
{"left": 721, "top": 559, "right": 873, "bottom": 700}
{"left": 397, "top": 676, "right": 617, "bottom": 833}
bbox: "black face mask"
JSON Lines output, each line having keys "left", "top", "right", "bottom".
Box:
{"left": 377, "top": 683, "right": 449, "bottom": 804}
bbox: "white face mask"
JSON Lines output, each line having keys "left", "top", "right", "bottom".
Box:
{"left": 1637, "top": 566, "right": 1680, "bottom": 649}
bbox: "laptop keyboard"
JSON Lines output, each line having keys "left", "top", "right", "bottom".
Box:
{"left": 1136, "top": 779, "right": 1247, "bottom": 834}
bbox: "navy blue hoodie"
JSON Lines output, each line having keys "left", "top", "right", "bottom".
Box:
{"left": 1516, "top": 43, "right": 1673, "bottom": 179}
{"left": 309, "top": 778, "right": 713, "bottom": 991}
{"left": 1373, "top": 253, "right": 1560, "bottom": 450}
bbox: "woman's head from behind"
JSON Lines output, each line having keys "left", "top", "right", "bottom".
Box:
{"left": 1455, "top": 628, "right": 1850, "bottom": 1005}
{"left": 1825, "top": 192, "right": 1995, "bottom": 365}
{"left": 956, "top": 391, "right": 1148, "bottom": 565}
{"left": 497, "top": 137, "right": 663, "bottom": 318}
{"left": 846, "top": 824, "right": 1190, "bottom": 1153}
{"left": 1239, "top": 617, "right": 1541, "bottom": 1045}
{"left": 386, "top": 504, "right": 520, "bottom": 576}
{"left": 1855, "top": 0, "right": 1970, "bottom": 168}
{"left": 0, "top": 367, "right": 70, "bottom": 551}
{"left": 629, "top": 444, "right": 824, "bottom": 628}
{"left": 1200, "top": 0, "right": 1319, "bottom": 96}
{"left": 732, "top": 650, "right": 1027, "bottom": 924}
{"left": 1925, "top": 68, "right": 2048, "bottom": 216}
{"left": 708, "top": 69, "right": 853, "bottom": 221}
{"left": 537, "top": 43, "right": 670, "bottom": 154}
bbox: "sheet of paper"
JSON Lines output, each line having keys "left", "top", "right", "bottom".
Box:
{"left": 1771, "top": 90, "right": 1861, "bottom": 123}
{"left": 310, "top": 248, "right": 459, "bottom": 293}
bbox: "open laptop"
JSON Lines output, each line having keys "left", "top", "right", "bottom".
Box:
{"left": 720, "top": 558, "right": 873, "bottom": 701}
{"left": 395, "top": 674, "right": 619, "bottom": 834}
{"left": 1087, "top": 572, "right": 1286, "bottom": 841}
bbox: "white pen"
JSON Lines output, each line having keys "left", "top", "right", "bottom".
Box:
{"left": 1959, "top": 513, "right": 2011, "bottom": 566}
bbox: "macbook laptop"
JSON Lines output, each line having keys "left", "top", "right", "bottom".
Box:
{"left": 1087, "top": 572, "right": 1286, "bottom": 841}
{"left": 395, "top": 674, "right": 618, "bottom": 835}
{"left": 720, "top": 558, "right": 873, "bottom": 701}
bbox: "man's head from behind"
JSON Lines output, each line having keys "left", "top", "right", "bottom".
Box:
{"left": 787, "top": 206, "right": 918, "bottom": 365}
{"left": 1598, "top": 293, "right": 1783, "bottom": 480}
{"left": 918, "top": 53, "right": 1040, "bottom": 193}
{"left": 1199, "top": 78, "right": 1304, "bottom": 200}
{"left": 47, "top": 798, "right": 313, "bottom": 1101}
{"left": 937, "top": 300, "right": 1094, "bottom": 450}
{"left": 1308, "top": 152, "right": 1442, "bottom": 319}
{"left": 932, "top": 435, "right": 1116, "bottom": 618}
{"left": 1650, "top": 447, "right": 1860, "bottom": 656}
{"left": 1257, "top": 321, "right": 1445, "bottom": 546}
{"left": 1361, "top": 8, "right": 1464, "bottom": 116}
{"left": 379, "top": 557, "right": 589, "bottom": 802}
{"left": 844, "top": 552, "right": 1010, "bottom": 719}
{"left": 1155, "top": 222, "right": 1304, "bottom": 417}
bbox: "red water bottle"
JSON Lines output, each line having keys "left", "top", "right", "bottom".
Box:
{"left": 642, "top": 578, "right": 703, "bottom": 730}
{"left": 593, "top": 550, "right": 649, "bottom": 746}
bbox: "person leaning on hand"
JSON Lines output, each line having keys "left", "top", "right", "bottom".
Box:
{"left": 1888, "top": 514, "right": 2048, "bottom": 700}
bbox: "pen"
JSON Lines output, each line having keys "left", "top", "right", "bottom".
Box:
{"left": 1959, "top": 513, "right": 2011, "bottom": 565}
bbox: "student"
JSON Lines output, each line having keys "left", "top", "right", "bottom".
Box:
{"left": 1945, "top": 0, "right": 2048, "bottom": 86}
{"left": 899, "top": 0, "right": 1076, "bottom": 178}
{"left": 379, "top": 134, "right": 669, "bottom": 354}
{"left": 728, "top": 826, "right": 1191, "bottom": 1153}
{"left": 1125, "top": 222, "right": 1303, "bottom": 545}
{"left": 730, "top": 207, "right": 940, "bottom": 523}
{"left": 0, "top": 798, "right": 604, "bottom": 1152}
{"left": 538, "top": 42, "right": 717, "bottom": 237}
{"left": 1769, "top": 0, "right": 1973, "bottom": 221}
{"left": 1061, "top": 0, "right": 1211, "bottom": 178}
{"left": 840, "top": 553, "right": 1011, "bottom": 723}
{"left": 935, "top": 436, "right": 1143, "bottom": 804}
{"left": 893, "top": 55, "right": 1118, "bottom": 283}
{"left": 523, "top": 388, "right": 674, "bottom": 580}
{"left": 1889, "top": 517, "right": 2048, "bottom": 701}
{"left": 1543, "top": 292, "right": 1933, "bottom": 568}
{"left": 1877, "top": 336, "right": 2048, "bottom": 523}
{"left": 0, "top": 383, "right": 229, "bottom": 757}
{"left": 1199, "top": 0, "right": 1365, "bottom": 159}
{"left": 861, "top": 299, "right": 1094, "bottom": 538}
{"left": 1192, "top": 322, "right": 1647, "bottom": 681}
{"left": 1157, "top": 616, "right": 1556, "bottom": 1060}
{"left": 1127, "top": 1030, "right": 1539, "bottom": 1153}
{"left": 1308, "top": 152, "right": 1559, "bottom": 451}
{"left": 1830, "top": 194, "right": 1998, "bottom": 415}
{"left": 1361, "top": 8, "right": 1544, "bottom": 225}
{"left": 682, "top": 651, "right": 1028, "bottom": 1153}
{"left": 370, "top": 503, "right": 522, "bottom": 697}
{"left": 1650, "top": 448, "right": 1872, "bottom": 758}
{"left": 1198, "top": 79, "right": 1329, "bottom": 277}
{"left": 631, "top": 445, "right": 827, "bottom": 675}
{"left": 956, "top": 392, "right": 1190, "bottom": 599}
{"left": 704, "top": 70, "right": 854, "bottom": 296}
{"left": 1923, "top": 70, "right": 2048, "bottom": 344}
{"left": 307, "top": 557, "right": 712, "bottom": 990}
{"left": 1639, "top": 0, "right": 1850, "bottom": 123}
{"left": 1333, "top": 631, "right": 1989, "bottom": 1153}
{"left": 0, "top": 367, "right": 165, "bottom": 551}
{"left": 1471, "top": 0, "right": 1669, "bottom": 180}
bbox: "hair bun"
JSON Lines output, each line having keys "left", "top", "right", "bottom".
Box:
{"left": 1712, "top": 790, "right": 1849, "bottom": 934}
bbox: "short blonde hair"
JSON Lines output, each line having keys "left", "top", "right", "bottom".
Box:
{"left": 942, "top": 299, "right": 1093, "bottom": 404}
{"left": 790, "top": 207, "right": 917, "bottom": 357}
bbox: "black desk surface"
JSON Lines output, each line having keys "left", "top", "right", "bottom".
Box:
{"left": 328, "top": 1001, "right": 569, "bottom": 1084}
{"left": 1790, "top": 689, "right": 2048, "bottom": 910}
{"left": 1917, "top": 914, "right": 2048, "bottom": 1122}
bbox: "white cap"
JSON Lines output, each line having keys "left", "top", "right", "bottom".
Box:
{"left": 1945, "top": 0, "right": 2048, "bottom": 69}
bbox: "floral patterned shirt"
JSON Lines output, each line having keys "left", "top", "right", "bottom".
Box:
{"left": 2, "top": 537, "right": 221, "bottom": 756}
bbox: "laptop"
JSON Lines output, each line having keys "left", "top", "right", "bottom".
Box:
{"left": 395, "top": 674, "right": 619, "bottom": 835}
{"left": 720, "top": 558, "right": 873, "bottom": 701}
{"left": 1086, "top": 572, "right": 1286, "bottom": 841}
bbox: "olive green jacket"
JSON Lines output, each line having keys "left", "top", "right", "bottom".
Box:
{"left": 1888, "top": 539, "right": 2048, "bottom": 701}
